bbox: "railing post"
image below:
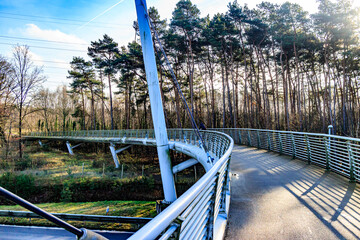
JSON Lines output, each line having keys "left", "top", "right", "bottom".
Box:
{"left": 291, "top": 134, "right": 296, "bottom": 159}
{"left": 278, "top": 133, "right": 282, "bottom": 155}
{"left": 323, "top": 137, "right": 331, "bottom": 171}
{"left": 207, "top": 173, "right": 219, "bottom": 239}
{"left": 238, "top": 130, "right": 242, "bottom": 145}
{"left": 220, "top": 160, "right": 231, "bottom": 214}
{"left": 267, "top": 132, "right": 271, "bottom": 151}
{"left": 247, "top": 130, "right": 251, "bottom": 147}
{"left": 347, "top": 141, "right": 356, "bottom": 182}
{"left": 305, "top": 135, "right": 311, "bottom": 164}
{"left": 327, "top": 125, "right": 332, "bottom": 169}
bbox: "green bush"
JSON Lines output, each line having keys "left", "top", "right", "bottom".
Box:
{"left": 15, "top": 155, "right": 32, "bottom": 170}
{"left": 0, "top": 172, "right": 36, "bottom": 199}
{"left": 0, "top": 173, "right": 164, "bottom": 204}
{"left": 60, "top": 182, "right": 73, "bottom": 202}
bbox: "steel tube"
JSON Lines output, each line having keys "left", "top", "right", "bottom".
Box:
{"left": 0, "top": 187, "right": 83, "bottom": 237}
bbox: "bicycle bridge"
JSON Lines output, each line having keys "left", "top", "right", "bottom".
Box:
{"left": 2, "top": 0, "right": 359, "bottom": 238}
{"left": 19, "top": 128, "right": 360, "bottom": 239}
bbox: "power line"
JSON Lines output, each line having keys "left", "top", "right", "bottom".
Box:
{"left": 0, "top": 35, "right": 89, "bottom": 46}
{"left": 0, "top": 11, "right": 126, "bottom": 26}
{"left": 0, "top": 42, "right": 87, "bottom": 52}
{"left": 0, "top": 16, "right": 124, "bottom": 29}
{"left": 33, "top": 60, "right": 69, "bottom": 65}
{"left": 42, "top": 66, "right": 69, "bottom": 70}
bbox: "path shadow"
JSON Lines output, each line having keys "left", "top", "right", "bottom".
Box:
{"left": 228, "top": 145, "right": 360, "bottom": 240}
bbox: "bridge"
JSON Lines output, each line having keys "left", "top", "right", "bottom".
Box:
{"left": 16, "top": 128, "right": 360, "bottom": 239}
{"left": 1, "top": 0, "right": 359, "bottom": 239}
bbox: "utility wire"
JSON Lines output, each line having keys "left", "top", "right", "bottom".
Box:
{"left": 0, "top": 42, "right": 86, "bottom": 52}
{"left": 33, "top": 59, "right": 70, "bottom": 65}
{"left": 0, "top": 16, "right": 123, "bottom": 29}
{"left": 0, "top": 35, "right": 88, "bottom": 46}
{"left": 41, "top": 66, "right": 69, "bottom": 70}
{"left": 0, "top": 11, "right": 126, "bottom": 26}
{"left": 140, "top": 0, "right": 213, "bottom": 163}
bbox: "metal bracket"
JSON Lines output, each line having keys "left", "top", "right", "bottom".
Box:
{"left": 66, "top": 141, "right": 83, "bottom": 155}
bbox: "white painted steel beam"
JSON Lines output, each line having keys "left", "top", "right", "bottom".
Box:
{"left": 109, "top": 143, "right": 121, "bottom": 168}
{"left": 115, "top": 145, "right": 132, "bottom": 154}
{"left": 135, "top": 0, "right": 177, "bottom": 203}
{"left": 65, "top": 141, "right": 83, "bottom": 155}
{"left": 172, "top": 159, "right": 198, "bottom": 174}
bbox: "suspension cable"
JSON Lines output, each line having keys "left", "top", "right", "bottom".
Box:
{"left": 139, "top": 0, "right": 213, "bottom": 163}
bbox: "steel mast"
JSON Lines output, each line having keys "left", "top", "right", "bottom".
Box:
{"left": 134, "top": 0, "right": 177, "bottom": 203}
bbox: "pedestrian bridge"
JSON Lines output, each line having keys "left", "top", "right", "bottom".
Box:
{"left": 18, "top": 129, "right": 360, "bottom": 239}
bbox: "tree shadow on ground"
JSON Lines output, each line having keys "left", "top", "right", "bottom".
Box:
{"left": 228, "top": 146, "right": 360, "bottom": 240}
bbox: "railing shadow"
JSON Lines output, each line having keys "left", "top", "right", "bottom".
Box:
{"left": 229, "top": 146, "right": 360, "bottom": 239}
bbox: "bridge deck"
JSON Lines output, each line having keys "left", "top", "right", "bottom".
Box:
{"left": 226, "top": 145, "right": 360, "bottom": 240}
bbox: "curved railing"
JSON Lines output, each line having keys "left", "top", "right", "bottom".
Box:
{"left": 25, "top": 129, "right": 234, "bottom": 239}
{"left": 213, "top": 128, "right": 360, "bottom": 182}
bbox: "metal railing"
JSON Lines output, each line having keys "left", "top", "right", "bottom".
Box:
{"left": 213, "top": 128, "right": 360, "bottom": 182}
{"left": 24, "top": 129, "right": 234, "bottom": 240}
{"left": 0, "top": 210, "right": 151, "bottom": 225}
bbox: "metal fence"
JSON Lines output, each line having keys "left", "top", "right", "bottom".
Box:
{"left": 213, "top": 128, "right": 359, "bottom": 182}
{"left": 25, "top": 129, "right": 234, "bottom": 240}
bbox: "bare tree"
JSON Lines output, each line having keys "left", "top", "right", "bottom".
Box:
{"left": 35, "top": 88, "right": 53, "bottom": 132}
{"left": 11, "top": 45, "right": 45, "bottom": 158}
{"left": 56, "top": 85, "right": 73, "bottom": 132}
{"left": 0, "top": 56, "right": 14, "bottom": 158}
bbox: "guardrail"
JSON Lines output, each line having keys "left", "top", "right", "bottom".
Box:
{"left": 0, "top": 210, "right": 151, "bottom": 225}
{"left": 24, "top": 129, "right": 234, "bottom": 240}
{"left": 213, "top": 128, "right": 360, "bottom": 182}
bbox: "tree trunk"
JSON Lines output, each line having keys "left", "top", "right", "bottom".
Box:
{"left": 108, "top": 75, "right": 114, "bottom": 130}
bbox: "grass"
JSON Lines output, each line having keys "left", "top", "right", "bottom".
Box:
{"left": 0, "top": 144, "right": 156, "bottom": 179}
{"left": 0, "top": 142, "right": 202, "bottom": 229}
{"left": 0, "top": 200, "right": 156, "bottom": 231}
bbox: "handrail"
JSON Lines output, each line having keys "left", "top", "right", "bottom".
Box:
{"left": 23, "top": 129, "right": 234, "bottom": 239}
{"left": 213, "top": 128, "right": 360, "bottom": 182}
{"left": 129, "top": 131, "right": 233, "bottom": 239}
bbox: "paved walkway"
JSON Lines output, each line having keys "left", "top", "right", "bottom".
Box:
{"left": 226, "top": 145, "right": 360, "bottom": 240}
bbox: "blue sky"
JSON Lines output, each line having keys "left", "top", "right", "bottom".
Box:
{"left": 0, "top": 0, "right": 348, "bottom": 90}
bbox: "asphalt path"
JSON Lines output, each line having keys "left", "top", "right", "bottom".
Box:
{"left": 226, "top": 145, "right": 360, "bottom": 240}
{"left": 0, "top": 225, "right": 133, "bottom": 240}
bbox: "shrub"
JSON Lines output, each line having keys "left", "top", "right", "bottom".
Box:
{"left": 15, "top": 154, "right": 32, "bottom": 170}
{"left": 0, "top": 172, "right": 36, "bottom": 199}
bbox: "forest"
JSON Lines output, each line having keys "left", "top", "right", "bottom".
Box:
{"left": 1, "top": 0, "right": 360, "bottom": 158}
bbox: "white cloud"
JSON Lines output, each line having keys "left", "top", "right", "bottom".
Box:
{"left": 28, "top": 49, "right": 44, "bottom": 65}
{"left": 24, "top": 24, "right": 88, "bottom": 45}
